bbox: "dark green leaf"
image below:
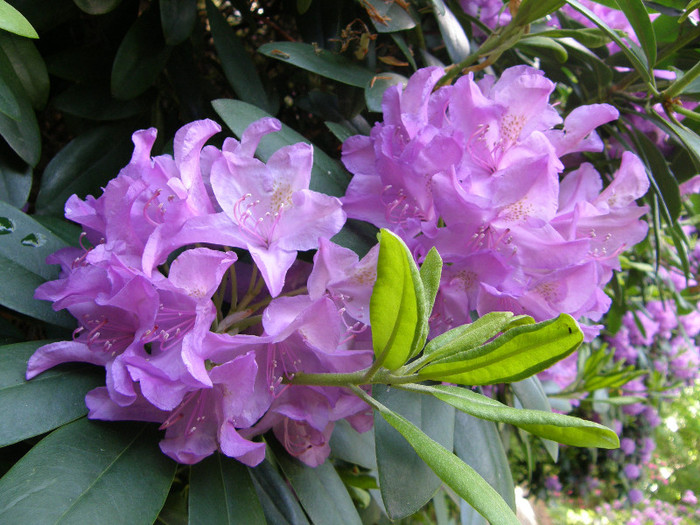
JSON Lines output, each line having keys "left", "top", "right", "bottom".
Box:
{"left": 35, "top": 124, "right": 134, "bottom": 215}
{"left": 0, "top": 70, "right": 20, "bottom": 120}
{"left": 0, "top": 46, "right": 39, "bottom": 166}
{"left": 453, "top": 412, "right": 516, "bottom": 512}
{"left": 364, "top": 72, "right": 407, "bottom": 112}
{"left": 32, "top": 216, "right": 82, "bottom": 246}
{"left": 53, "top": 83, "right": 148, "bottom": 121}
{"left": 431, "top": 0, "right": 470, "bottom": 62}
{"left": 516, "top": 36, "right": 568, "bottom": 63}
{"left": 324, "top": 121, "right": 355, "bottom": 143}
{"left": 528, "top": 28, "right": 612, "bottom": 48}
{"left": 249, "top": 459, "right": 310, "bottom": 525}
{"left": 111, "top": 5, "right": 172, "bottom": 100}
{"left": 370, "top": 390, "right": 518, "bottom": 525}
{"left": 511, "top": 377, "right": 558, "bottom": 461}
{"left": 161, "top": 0, "right": 196, "bottom": 45}
{"left": 363, "top": 0, "right": 416, "bottom": 33}
{"left": 0, "top": 32, "right": 49, "bottom": 109}
{"left": 0, "top": 152, "right": 31, "bottom": 208}
{"left": 0, "top": 419, "right": 176, "bottom": 524}
{"left": 213, "top": 98, "right": 350, "bottom": 196}
{"left": 273, "top": 443, "right": 362, "bottom": 525}
{"left": 0, "top": 0, "right": 38, "bottom": 38}
{"left": 419, "top": 314, "right": 583, "bottom": 385}
{"left": 0, "top": 341, "right": 104, "bottom": 447}
{"left": 73, "top": 0, "right": 122, "bottom": 14}
{"left": 259, "top": 42, "right": 375, "bottom": 88}
{"left": 189, "top": 454, "right": 265, "bottom": 525}
{"left": 374, "top": 386, "right": 454, "bottom": 519}
{"left": 513, "top": 0, "right": 566, "bottom": 25}
{"left": 329, "top": 419, "right": 377, "bottom": 470}
{"left": 206, "top": 0, "right": 273, "bottom": 113}
{"left": 614, "top": 0, "right": 657, "bottom": 67}
{"left": 370, "top": 229, "right": 419, "bottom": 369}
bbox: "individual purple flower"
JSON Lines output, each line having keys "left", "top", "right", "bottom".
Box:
{"left": 628, "top": 488, "right": 645, "bottom": 505}
{"left": 459, "top": 0, "right": 511, "bottom": 33}
{"left": 620, "top": 437, "right": 636, "bottom": 455}
{"left": 682, "top": 490, "right": 698, "bottom": 506}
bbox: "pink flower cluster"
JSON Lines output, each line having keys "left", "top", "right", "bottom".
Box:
{"left": 342, "top": 65, "right": 650, "bottom": 339}
{"left": 27, "top": 118, "right": 377, "bottom": 467}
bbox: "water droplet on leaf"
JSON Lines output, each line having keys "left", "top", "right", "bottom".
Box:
{"left": 21, "top": 233, "right": 46, "bottom": 247}
{"left": 0, "top": 217, "right": 15, "bottom": 235}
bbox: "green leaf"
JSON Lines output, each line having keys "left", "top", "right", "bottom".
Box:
{"left": 430, "top": 0, "right": 470, "bottom": 62}
{"left": 516, "top": 36, "right": 568, "bottom": 63}
{"left": 373, "top": 386, "right": 455, "bottom": 520}
{"left": 527, "top": 28, "right": 612, "bottom": 48}
{"left": 248, "top": 459, "right": 310, "bottom": 525}
{"left": 368, "top": 390, "right": 518, "bottom": 525}
{"left": 411, "top": 383, "right": 619, "bottom": 449}
{"left": 453, "top": 412, "right": 516, "bottom": 513}
{"left": 189, "top": 454, "right": 265, "bottom": 525}
{"left": 35, "top": 124, "right": 134, "bottom": 215}
{"left": 511, "top": 377, "right": 559, "bottom": 460}
{"left": 32, "top": 215, "right": 82, "bottom": 246}
{"left": 0, "top": 0, "right": 38, "bottom": 38}
{"left": 0, "top": 201, "right": 74, "bottom": 326}
{"left": 161, "top": 0, "right": 196, "bottom": 45}
{"left": 513, "top": 0, "right": 566, "bottom": 25}
{"left": 213, "top": 98, "right": 350, "bottom": 197}
{"left": 111, "top": 5, "right": 172, "bottom": 100}
{"left": 0, "top": 152, "right": 31, "bottom": 208}
{"left": 363, "top": 0, "right": 415, "bottom": 33}
{"left": 370, "top": 229, "right": 420, "bottom": 370}
{"left": 419, "top": 247, "right": 442, "bottom": 320}
{"left": 273, "top": 443, "right": 362, "bottom": 525}
{"left": 259, "top": 42, "right": 375, "bottom": 88}
{"left": 0, "top": 32, "right": 49, "bottom": 109}
{"left": 613, "top": 0, "right": 657, "bottom": 68}
{"left": 0, "top": 70, "right": 19, "bottom": 119}
{"left": 329, "top": 419, "right": 377, "bottom": 470}
{"left": 364, "top": 72, "right": 407, "bottom": 113}
{"left": 419, "top": 314, "right": 583, "bottom": 385}
{"left": 0, "top": 341, "right": 104, "bottom": 447}
{"left": 73, "top": 0, "right": 122, "bottom": 15}
{"left": 0, "top": 46, "right": 39, "bottom": 166}
{"left": 53, "top": 83, "right": 148, "bottom": 121}
{"left": 206, "top": 0, "right": 273, "bottom": 113}
{"left": 0, "top": 419, "right": 176, "bottom": 524}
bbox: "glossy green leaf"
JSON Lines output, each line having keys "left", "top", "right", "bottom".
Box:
{"left": 53, "top": 83, "right": 148, "bottom": 121}
{"left": 0, "top": 153, "right": 31, "bottom": 208}
{"left": 32, "top": 216, "right": 81, "bottom": 246}
{"left": 370, "top": 390, "right": 518, "bottom": 525}
{"left": 35, "top": 124, "right": 134, "bottom": 215}
{"left": 111, "top": 5, "right": 172, "bottom": 100}
{"left": 364, "top": 72, "right": 407, "bottom": 113}
{"left": 0, "top": 32, "right": 49, "bottom": 109}
{"left": 73, "top": 0, "right": 122, "bottom": 15}
{"left": 453, "top": 412, "right": 516, "bottom": 513}
{"left": 273, "top": 443, "right": 362, "bottom": 525}
{"left": 161, "top": 0, "right": 196, "bottom": 45}
{"left": 189, "top": 454, "right": 265, "bottom": 525}
{"left": 0, "top": 0, "right": 38, "bottom": 38}
{"left": 411, "top": 383, "right": 619, "bottom": 449}
{"left": 516, "top": 36, "right": 568, "bottom": 63}
{"left": 419, "top": 247, "right": 442, "bottom": 320}
{"left": 259, "top": 42, "right": 374, "bottom": 88}
{"left": 0, "top": 419, "right": 176, "bottom": 524}
{"left": 248, "top": 459, "right": 310, "bottom": 525}
{"left": 0, "top": 341, "right": 104, "bottom": 447}
{"left": 431, "top": 0, "right": 470, "bottom": 62}
{"left": 614, "top": 0, "right": 656, "bottom": 68}
{"left": 363, "top": 0, "right": 416, "bottom": 33}
{"left": 374, "top": 386, "right": 454, "bottom": 520}
{"left": 528, "top": 28, "right": 612, "bottom": 48}
{"left": 0, "top": 71, "right": 19, "bottom": 120}
{"left": 0, "top": 46, "right": 39, "bottom": 166}
{"left": 213, "top": 98, "right": 350, "bottom": 196}
{"left": 370, "top": 229, "right": 420, "bottom": 369}
{"left": 206, "top": 0, "right": 272, "bottom": 113}
{"left": 329, "top": 419, "right": 377, "bottom": 470}
{"left": 513, "top": 0, "right": 566, "bottom": 25}
{"left": 511, "top": 377, "right": 558, "bottom": 461}
{"left": 419, "top": 314, "right": 583, "bottom": 385}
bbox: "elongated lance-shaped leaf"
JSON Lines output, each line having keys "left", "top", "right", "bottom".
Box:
{"left": 419, "top": 314, "right": 583, "bottom": 385}
{"left": 370, "top": 229, "right": 425, "bottom": 370}
{"left": 513, "top": 0, "right": 565, "bottom": 26}
{"left": 512, "top": 377, "right": 558, "bottom": 461}
{"left": 422, "top": 311, "right": 534, "bottom": 360}
{"left": 405, "top": 384, "right": 619, "bottom": 449}
{"left": 613, "top": 0, "right": 656, "bottom": 69}
{"left": 361, "top": 390, "right": 520, "bottom": 525}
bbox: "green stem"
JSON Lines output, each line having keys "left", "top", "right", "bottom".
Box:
{"left": 663, "top": 60, "right": 700, "bottom": 100}
{"left": 290, "top": 368, "right": 421, "bottom": 387}
{"left": 672, "top": 103, "right": 700, "bottom": 123}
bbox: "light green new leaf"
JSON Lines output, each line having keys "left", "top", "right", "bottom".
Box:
{"left": 259, "top": 42, "right": 374, "bottom": 88}
{"left": 0, "top": 0, "right": 38, "bottom": 38}
{"left": 370, "top": 229, "right": 419, "bottom": 369}
{"left": 0, "top": 341, "right": 104, "bottom": 447}
{"left": 189, "top": 454, "right": 265, "bottom": 525}
{"left": 213, "top": 99, "right": 350, "bottom": 197}
{"left": 419, "top": 314, "right": 583, "bottom": 385}
{"left": 0, "top": 419, "right": 176, "bottom": 524}
{"left": 418, "top": 246, "right": 442, "bottom": 320}
{"left": 369, "top": 393, "right": 519, "bottom": 525}
{"left": 613, "top": 0, "right": 656, "bottom": 68}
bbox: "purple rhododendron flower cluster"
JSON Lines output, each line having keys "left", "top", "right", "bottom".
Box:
{"left": 27, "top": 118, "right": 377, "bottom": 467}
{"left": 341, "top": 65, "right": 649, "bottom": 340}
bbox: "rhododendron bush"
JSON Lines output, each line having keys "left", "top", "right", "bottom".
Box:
{"left": 1, "top": 0, "right": 699, "bottom": 523}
